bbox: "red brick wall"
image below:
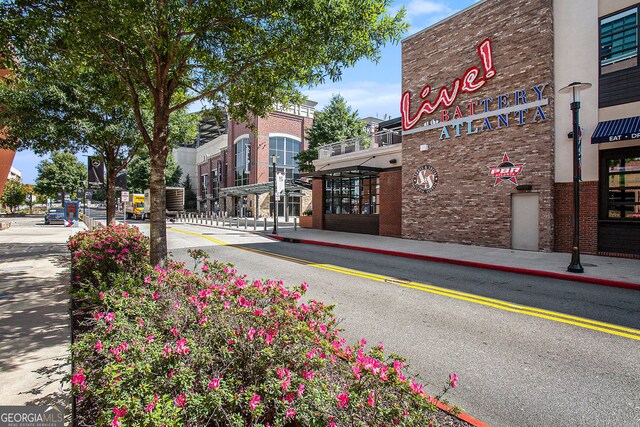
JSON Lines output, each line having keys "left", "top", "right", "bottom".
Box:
{"left": 554, "top": 181, "right": 598, "bottom": 254}
{"left": 312, "top": 177, "right": 323, "bottom": 229}
{"left": 401, "top": 0, "right": 555, "bottom": 251}
{"left": 379, "top": 169, "right": 402, "bottom": 236}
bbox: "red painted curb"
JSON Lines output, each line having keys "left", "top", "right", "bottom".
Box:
{"left": 426, "top": 395, "right": 492, "bottom": 427}
{"left": 267, "top": 235, "right": 640, "bottom": 291}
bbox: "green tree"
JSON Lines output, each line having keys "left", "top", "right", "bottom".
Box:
{"left": 2, "top": 0, "right": 407, "bottom": 265}
{"left": 296, "top": 95, "right": 368, "bottom": 172}
{"left": 0, "top": 178, "right": 27, "bottom": 213}
{"left": 35, "top": 152, "right": 87, "bottom": 202}
{"left": 127, "top": 149, "right": 182, "bottom": 194}
{"left": 182, "top": 174, "right": 197, "bottom": 211}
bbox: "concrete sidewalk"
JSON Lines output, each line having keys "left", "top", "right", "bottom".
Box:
{"left": 180, "top": 216, "right": 640, "bottom": 290}
{"left": 0, "top": 217, "right": 84, "bottom": 418}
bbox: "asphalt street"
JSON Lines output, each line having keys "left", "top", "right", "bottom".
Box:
{"left": 159, "top": 222, "right": 640, "bottom": 427}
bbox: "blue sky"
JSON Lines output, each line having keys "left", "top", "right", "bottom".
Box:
{"left": 13, "top": 0, "right": 478, "bottom": 184}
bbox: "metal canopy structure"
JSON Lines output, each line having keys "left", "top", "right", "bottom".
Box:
{"left": 220, "top": 179, "right": 311, "bottom": 197}
{"left": 301, "top": 165, "right": 383, "bottom": 178}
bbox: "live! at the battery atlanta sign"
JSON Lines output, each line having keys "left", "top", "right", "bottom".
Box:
{"left": 401, "top": 38, "right": 495, "bottom": 130}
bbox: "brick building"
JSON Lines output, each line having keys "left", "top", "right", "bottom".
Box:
{"left": 308, "top": 0, "right": 640, "bottom": 258}
{"left": 175, "top": 102, "right": 316, "bottom": 218}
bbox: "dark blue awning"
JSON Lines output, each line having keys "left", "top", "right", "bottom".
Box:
{"left": 591, "top": 116, "right": 640, "bottom": 144}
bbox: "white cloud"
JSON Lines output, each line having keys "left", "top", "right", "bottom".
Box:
{"left": 303, "top": 81, "right": 403, "bottom": 120}
{"left": 405, "top": 0, "right": 450, "bottom": 16}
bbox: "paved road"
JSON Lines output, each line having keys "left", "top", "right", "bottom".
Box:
{"left": 160, "top": 222, "right": 640, "bottom": 427}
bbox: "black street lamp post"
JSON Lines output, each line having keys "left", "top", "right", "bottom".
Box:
{"left": 559, "top": 81, "right": 592, "bottom": 274}
{"left": 272, "top": 155, "right": 278, "bottom": 235}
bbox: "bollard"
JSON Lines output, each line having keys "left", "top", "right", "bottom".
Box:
{"left": 294, "top": 217, "right": 297, "bottom": 231}
{"left": 244, "top": 217, "right": 247, "bottom": 229}
{"left": 216, "top": 214, "right": 219, "bottom": 226}
{"left": 264, "top": 217, "right": 267, "bottom": 231}
{"left": 253, "top": 216, "right": 257, "bottom": 231}
{"left": 236, "top": 217, "right": 239, "bottom": 228}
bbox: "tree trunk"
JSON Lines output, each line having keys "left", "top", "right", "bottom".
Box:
{"left": 106, "top": 165, "right": 117, "bottom": 225}
{"left": 149, "top": 143, "right": 168, "bottom": 266}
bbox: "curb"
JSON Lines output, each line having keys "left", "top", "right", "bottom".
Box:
{"left": 267, "top": 235, "right": 640, "bottom": 292}
{"left": 427, "top": 395, "right": 492, "bottom": 427}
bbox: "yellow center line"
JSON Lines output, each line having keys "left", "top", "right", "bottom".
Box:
{"left": 169, "top": 227, "right": 640, "bottom": 341}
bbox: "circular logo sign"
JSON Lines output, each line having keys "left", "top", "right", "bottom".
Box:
{"left": 413, "top": 165, "right": 439, "bottom": 193}
{"left": 92, "top": 159, "right": 101, "bottom": 167}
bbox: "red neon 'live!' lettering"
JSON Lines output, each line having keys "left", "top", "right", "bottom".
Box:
{"left": 401, "top": 38, "right": 496, "bottom": 130}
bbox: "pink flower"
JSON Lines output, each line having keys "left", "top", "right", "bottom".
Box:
{"left": 352, "top": 365, "right": 361, "bottom": 379}
{"left": 146, "top": 334, "right": 154, "bottom": 343}
{"left": 175, "top": 338, "right": 190, "bottom": 355}
{"left": 94, "top": 340, "right": 103, "bottom": 353}
{"left": 170, "top": 326, "right": 179, "bottom": 337}
{"left": 202, "top": 264, "right": 209, "bottom": 272}
{"left": 302, "top": 370, "right": 314, "bottom": 381}
{"left": 297, "top": 383, "right": 305, "bottom": 397}
{"left": 144, "top": 395, "right": 158, "bottom": 412}
{"left": 174, "top": 394, "right": 187, "bottom": 408}
{"left": 152, "top": 291, "right": 159, "bottom": 300}
{"left": 121, "top": 291, "right": 129, "bottom": 298}
{"left": 337, "top": 391, "right": 350, "bottom": 409}
{"left": 301, "top": 282, "right": 308, "bottom": 291}
{"left": 144, "top": 276, "right": 152, "bottom": 284}
{"left": 449, "top": 373, "right": 459, "bottom": 389}
{"left": 368, "top": 390, "right": 375, "bottom": 407}
{"left": 249, "top": 393, "right": 261, "bottom": 410}
{"left": 112, "top": 407, "right": 127, "bottom": 418}
{"left": 285, "top": 407, "right": 296, "bottom": 418}
{"left": 247, "top": 327, "right": 256, "bottom": 341}
{"left": 208, "top": 377, "right": 221, "bottom": 390}
{"left": 410, "top": 379, "right": 424, "bottom": 395}
{"left": 99, "top": 291, "right": 105, "bottom": 299}
{"left": 72, "top": 369, "right": 86, "bottom": 390}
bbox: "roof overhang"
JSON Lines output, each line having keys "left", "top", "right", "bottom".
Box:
{"left": 591, "top": 116, "right": 640, "bottom": 144}
{"left": 220, "top": 179, "right": 311, "bottom": 197}
{"left": 301, "top": 165, "right": 384, "bottom": 178}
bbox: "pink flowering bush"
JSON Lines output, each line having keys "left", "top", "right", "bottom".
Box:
{"left": 68, "top": 224, "right": 150, "bottom": 291}
{"left": 71, "top": 249, "right": 458, "bottom": 426}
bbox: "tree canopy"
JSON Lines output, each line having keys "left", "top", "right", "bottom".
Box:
{"left": 296, "top": 94, "right": 368, "bottom": 172}
{"left": 35, "top": 152, "right": 87, "bottom": 201}
{"left": 1, "top": 0, "right": 407, "bottom": 265}
{"left": 127, "top": 149, "right": 182, "bottom": 194}
{"left": 0, "top": 178, "right": 27, "bottom": 213}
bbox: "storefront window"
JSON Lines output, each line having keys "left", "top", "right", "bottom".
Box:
{"left": 604, "top": 153, "right": 640, "bottom": 220}
{"left": 600, "top": 7, "right": 638, "bottom": 74}
{"left": 269, "top": 136, "right": 302, "bottom": 180}
{"left": 324, "top": 174, "right": 379, "bottom": 215}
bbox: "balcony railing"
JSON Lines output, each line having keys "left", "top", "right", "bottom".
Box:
{"left": 317, "top": 129, "right": 402, "bottom": 159}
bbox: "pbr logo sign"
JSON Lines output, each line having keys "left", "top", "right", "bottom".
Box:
{"left": 413, "top": 165, "right": 439, "bottom": 193}
{"left": 488, "top": 153, "right": 524, "bottom": 186}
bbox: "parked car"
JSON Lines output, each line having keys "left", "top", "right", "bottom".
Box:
{"left": 44, "top": 207, "right": 65, "bottom": 225}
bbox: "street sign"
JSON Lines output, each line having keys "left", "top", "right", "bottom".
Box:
{"left": 121, "top": 191, "right": 130, "bottom": 202}
{"left": 275, "top": 193, "right": 281, "bottom": 202}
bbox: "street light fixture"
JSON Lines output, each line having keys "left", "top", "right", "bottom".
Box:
{"left": 272, "top": 155, "right": 278, "bottom": 235}
{"left": 559, "top": 81, "right": 592, "bottom": 273}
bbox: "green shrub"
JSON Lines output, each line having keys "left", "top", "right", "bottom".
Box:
{"left": 68, "top": 224, "right": 150, "bottom": 294}
{"left": 70, "top": 251, "right": 455, "bottom": 426}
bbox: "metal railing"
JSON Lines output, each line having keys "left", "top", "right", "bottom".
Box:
{"left": 317, "top": 128, "right": 402, "bottom": 159}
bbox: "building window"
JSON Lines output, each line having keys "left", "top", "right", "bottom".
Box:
{"left": 200, "top": 174, "right": 208, "bottom": 199}
{"left": 600, "top": 7, "right": 638, "bottom": 74}
{"left": 601, "top": 148, "right": 640, "bottom": 220}
{"left": 269, "top": 136, "right": 302, "bottom": 180}
{"left": 235, "top": 137, "right": 250, "bottom": 186}
{"left": 323, "top": 175, "right": 379, "bottom": 215}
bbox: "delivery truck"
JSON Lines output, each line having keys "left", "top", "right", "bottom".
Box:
{"left": 142, "top": 187, "right": 185, "bottom": 220}
{"left": 125, "top": 194, "right": 145, "bottom": 220}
